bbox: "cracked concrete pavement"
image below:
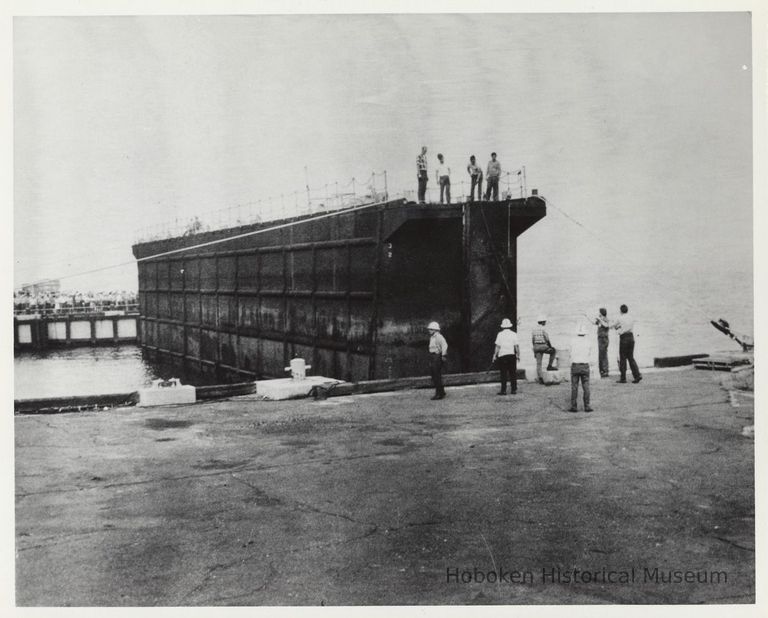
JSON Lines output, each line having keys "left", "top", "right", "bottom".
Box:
{"left": 15, "top": 368, "right": 754, "bottom": 605}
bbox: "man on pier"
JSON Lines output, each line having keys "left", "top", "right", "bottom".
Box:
{"left": 436, "top": 153, "right": 451, "bottom": 204}
{"left": 467, "top": 155, "right": 483, "bottom": 202}
{"left": 568, "top": 323, "right": 594, "bottom": 412}
{"left": 485, "top": 152, "right": 501, "bottom": 201}
{"left": 427, "top": 321, "right": 448, "bottom": 400}
{"left": 532, "top": 315, "right": 557, "bottom": 384}
{"left": 614, "top": 304, "right": 642, "bottom": 384}
{"left": 593, "top": 307, "right": 610, "bottom": 378}
{"left": 417, "top": 146, "right": 429, "bottom": 204}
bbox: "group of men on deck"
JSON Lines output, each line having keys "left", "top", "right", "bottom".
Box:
{"left": 417, "top": 146, "right": 503, "bottom": 204}
{"left": 425, "top": 305, "right": 642, "bottom": 412}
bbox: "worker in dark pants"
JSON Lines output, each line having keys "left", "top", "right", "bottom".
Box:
{"left": 593, "top": 307, "right": 610, "bottom": 377}
{"left": 492, "top": 318, "right": 520, "bottom": 395}
{"left": 614, "top": 304, "right": 642, "bottom": 383}
{"left": 427, "top": 321, "right": 448, "bottom": 399}
{"left": 485, "top": 152, "right": 501, "bottom": 201}
{"left": 435, "top": 153, "right": 451, "bottom": 204}
{"left": 467, "top": 155, "right": 483, "bottom": 202}
{"left": 568, "top": 323, "right": 593, "bottom": 412}
{"left": 531, "top": 315, "right": 557, "bottom": 384}
{"left": 417, "top": 146, "right": 428, "bottom": 204}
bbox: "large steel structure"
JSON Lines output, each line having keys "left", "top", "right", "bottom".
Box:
{"left": 132, "top": 197, "right": 546, "bottom": 383}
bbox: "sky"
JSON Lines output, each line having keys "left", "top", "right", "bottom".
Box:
{"left": 13, "top": 11, "right": 754, "bottom": 293}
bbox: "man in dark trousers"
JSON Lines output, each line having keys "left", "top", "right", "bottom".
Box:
{"left": 467, "top": 155, "right": 483, "bottom": 202}
{"left": 531, "top": 315, "right": 557, "bottom": 384}
{"left": 593, "top": 307, "right": 610, "bottom": 378}
{"left": 485, "top": 152, "right": 501, "bottom": 201}
{"left": 416, "top": 146, "right": 428, "bottom": 204}
{"left": 568, "top": 323, "right": 594, "bottom": 412}
{"left": 427, "top": 321, "right": 448, "bottom": 399}
{"left": 492, "top": 318, "right": 520, "bottom": 395}
{"left": 614, "top": 304, "right": 642, "bottom": 383}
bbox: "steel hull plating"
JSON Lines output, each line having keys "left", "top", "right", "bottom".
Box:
{"left": 132, "top": 198, "right": 545, "bottom": 383}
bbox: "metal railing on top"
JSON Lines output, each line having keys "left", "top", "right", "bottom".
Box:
{"left": 133, "top": 167, "right": 528, "bottom": 244}
{"left": 14, "top": 303, "right": 140, "bottom": 318}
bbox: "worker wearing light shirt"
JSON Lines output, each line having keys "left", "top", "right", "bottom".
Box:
{"left": 568, "top": 324, "right": 594, "bottom": 412}
{"left": 593, "top": 307, "right": 611, "bottom": 378}
{"left": 435, "top": 153, "right": 451, "bottom": 204}
{"left": 427, "top": 321, "right": 448, "bottom": 400}
{"left": 492, "top": 318, "right": 520, "bottom": 395}
{"left": 485, "top": 152, "right": 502, "bottom": 201}
{"left": 613, "top": 304, "right": 642, "bottom": 384}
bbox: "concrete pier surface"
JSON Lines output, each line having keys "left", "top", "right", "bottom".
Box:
{"left": 15, "top": 368, "right": 754, "bottom": 606}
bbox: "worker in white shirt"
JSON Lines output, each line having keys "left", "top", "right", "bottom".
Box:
{"left": 427, "top": 321, "right": 448, "bottom": 400}
{"left": 492, "top": 318, "right": 520, "bottom": 395}
{"left": 613, "top": 304, "right": 642, "bottom": 384}
{"left": 593, "top": 307, "right": 611, "bottom": 378}
{"left": 467, "top": 155, "right": 483, "bottom": 202}
{"left": 568, "top": 323, "right": 594, "bottom": 412}
{"left": 435, "top": 153, "right": 451, "bottom": 204}
{"left": 485, "top": 152, "right": 501, "bottom": 201}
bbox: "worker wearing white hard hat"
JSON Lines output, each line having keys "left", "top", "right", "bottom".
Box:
{"left": 568, "top": 322, "right": 594, "bottom": 412}
{"left": 531, "top": 315, "right": 557, "bottom": 383}
{"left": 427, "top": 321, "right": 448, "bottom": 400}
{"left": 492, "top": 318, "right": 520, "bottom": 395}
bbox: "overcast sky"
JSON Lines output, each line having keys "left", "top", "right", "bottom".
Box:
{"left": 13, "top": 12, "right": 753, "bottom": 291}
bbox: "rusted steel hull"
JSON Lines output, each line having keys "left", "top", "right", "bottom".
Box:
{"left": 132, "top": 198, "right": 545, "bottom": 383}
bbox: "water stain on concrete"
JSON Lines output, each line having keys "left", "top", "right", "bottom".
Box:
{"left": 281, "top": 439, "right": 320, "bottom": 448}
{"left": 375, "top": 438, "right": 407, "bottom": 447}
{"left": 144, "top": 418, "right": 194, "bottom": 431}
{"left": 192, "top": 459, "right": 248, "bottom": 470}
{"left": 243, "top": 486, "right": 282, "bottom": 507}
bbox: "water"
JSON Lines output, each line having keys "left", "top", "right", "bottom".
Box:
{"left": 14, "top": 346, "right": 160, "bottom": 400}
{"left": 13, "top": 15, "right": 752, "bottom": 396}
{"left": 516, "top": 264, "right": 752, "bottom": 371}
{"left": 14, "top": 262, "right": 751, "bottom": 400}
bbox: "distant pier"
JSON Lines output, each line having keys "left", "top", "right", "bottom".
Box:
{"left": 14, "top": 311, "right": 140, "bottom": 350}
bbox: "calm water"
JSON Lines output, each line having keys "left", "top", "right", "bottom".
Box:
{"left": 14, "top": 346, "right": 160, "bottom": 400}
{"left": 14, "top": 262, "right": 751, "bottom": 399}
{"left": 13, "top": 15, "right": 752, "bottom": 397}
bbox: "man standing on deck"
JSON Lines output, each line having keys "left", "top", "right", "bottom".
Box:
{"left": 532, "top": 315, "right": 557, "bottom": 384}
{"left": 593, "top": 307, "right": 610, "bottom": 378}
{"left": 436, "top": 153, "right": 451, "bottom": 204}
{"left": 417, "top": 146, "right": 428, "bottom": 204}
{"left": 485, "top": 152, "right": 501, "bottom": 201}
{"left": 614, "top": 304, "right": 642, "bottom": 384}
{"left": 568, "top": 323, "right": 594, "bottom": 412}
{"left": 427, "top": 321, "right": 448, "bottom": 400}
{"left": 467, "top": 155, "right": 483, "bottom": 202}
{"left": 492, "top": 318, "right": 520, "bottom": 396}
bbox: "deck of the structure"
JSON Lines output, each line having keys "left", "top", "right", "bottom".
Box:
{"left": 15, "top": 368, "right": 754, "bottom": 605}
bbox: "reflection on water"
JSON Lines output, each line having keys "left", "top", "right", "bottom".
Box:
{"left": 14, "top": 346, "right": 160, "bottom": 399}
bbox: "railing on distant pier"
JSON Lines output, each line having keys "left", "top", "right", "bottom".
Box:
{"left": 134, "top": 168, "right": 527, "bottom": 243}
{"left": 14, "top": 303, "right": 140, "bottom": 318}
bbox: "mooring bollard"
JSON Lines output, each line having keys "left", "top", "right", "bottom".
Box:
{"left": 285, "top": 358, "right": 312, "bottom": 380}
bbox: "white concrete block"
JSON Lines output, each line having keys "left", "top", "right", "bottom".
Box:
{"left": 138, "top": 379, "right": 196, "bottom": 407}
{"left": 18, "top": 324, "right": 32, "bottom": 344}
{"left": 95, "top": 319, "right": 114, "bottom": 339}
{"left": 117, "top": 318, "right": 137, "bottom": 338}
{"left": 70, "top": 321, "right": 91, "bottom": 339}
{"left": 542, "top": 369, "right": 568, "bottom": 385}
{"left": 255, "top": 376, "right": 343, "bottom": 400}
{"left": 47, "top": 322, "right": 67, "bottom": 340}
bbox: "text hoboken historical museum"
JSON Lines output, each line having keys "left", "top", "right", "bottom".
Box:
{"left": 446, "top": 567, "right": 728, "bottom": 585}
